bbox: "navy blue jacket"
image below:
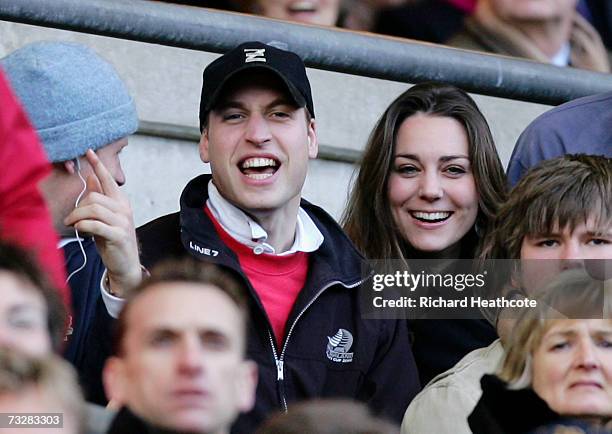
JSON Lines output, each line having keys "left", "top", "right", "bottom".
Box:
{"left": 137, "top": 174, "right": 421, "bottom": 432}
{"left": 62, "top": 238, "right": 112, "bottom": 405}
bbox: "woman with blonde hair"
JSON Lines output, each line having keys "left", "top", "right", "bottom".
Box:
{"left": 469, "top": 269, "right": 612, "bottom": 433}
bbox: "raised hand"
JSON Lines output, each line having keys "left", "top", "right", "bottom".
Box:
{"left": 64, "top": 149, "right": 141, "bottom": 297}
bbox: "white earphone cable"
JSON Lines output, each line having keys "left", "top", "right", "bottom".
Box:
{"left": 65, "top": 160, "right": 88, "bottom": 284}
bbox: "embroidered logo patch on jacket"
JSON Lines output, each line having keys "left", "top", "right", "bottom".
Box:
{"left": 326, "top": 328, "right": 354, "bottom": 363}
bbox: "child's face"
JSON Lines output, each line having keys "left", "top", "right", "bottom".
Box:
{"left": 519, "top": 217, "right": 612, "bottom": 295}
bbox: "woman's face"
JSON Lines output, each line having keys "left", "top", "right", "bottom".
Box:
{"left": 487, "top": 0, "right": 577, "bottom": 23}
{"left": 532, "top": 319, "right": 612, "bottom": 418}
{"left": 254, "top": 0, "right": 340, "bottom": 26}
{"left": 387, "top": 113, "right": 479, "bottom": 255}
{"left": 0, "top": 271, "right": 51, "bottom": 356}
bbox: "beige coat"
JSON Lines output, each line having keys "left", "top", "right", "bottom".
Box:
{"left": 401, "top": 339, "right": 504, "bottom": 434}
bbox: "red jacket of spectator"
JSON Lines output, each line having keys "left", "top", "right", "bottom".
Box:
{"left": 0, "top": 68, "right": 70, "bottom": 306}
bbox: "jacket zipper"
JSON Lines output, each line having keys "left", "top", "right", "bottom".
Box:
{"left": 270, "top": 277, "right": 368, "bottom": 412}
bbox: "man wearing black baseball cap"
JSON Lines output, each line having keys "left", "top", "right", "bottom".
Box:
{"left": 134, "top": 41, "right": 420, "bottom": 432}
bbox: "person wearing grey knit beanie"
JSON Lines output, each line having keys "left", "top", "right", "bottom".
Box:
{"left": 1, "top": 41, "right": 144, "bottom": 407}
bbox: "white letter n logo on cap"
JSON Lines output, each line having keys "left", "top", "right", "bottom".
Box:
{"left": 244, "top": 48, "right": 266, "bottom": 63}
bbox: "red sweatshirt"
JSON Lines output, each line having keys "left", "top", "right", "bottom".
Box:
{"left": 205, "top": 206, "right": 308, "bottom": 346}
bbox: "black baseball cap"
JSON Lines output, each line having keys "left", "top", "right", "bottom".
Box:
{"left": 199, "top": 41, "right": 315, "bottom": 131}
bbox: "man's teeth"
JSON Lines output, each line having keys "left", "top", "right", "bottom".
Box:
{"left": 412, "top": 211, "right": 451, "bottom": 221}
{"left": 245, "top": 173, "right": 273, "bottom": 180}
{"left": 242, "top": 158, "right": 277, "bottom": 169}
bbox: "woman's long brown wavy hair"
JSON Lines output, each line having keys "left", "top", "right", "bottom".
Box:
{"left": 342, "top": 82, "right": 507, "bottom": 263}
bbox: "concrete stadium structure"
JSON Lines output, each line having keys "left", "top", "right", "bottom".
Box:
{"left": 0, "top": 20, "right": 550, "bottom": 225}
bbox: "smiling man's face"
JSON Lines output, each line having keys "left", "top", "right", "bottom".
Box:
{"left": 200, "top": 70, "right": 317, "bottom": 220}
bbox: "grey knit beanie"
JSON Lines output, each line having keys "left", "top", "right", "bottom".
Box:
{"left": 1, "top": 41, "right": 138, "bottom": 162}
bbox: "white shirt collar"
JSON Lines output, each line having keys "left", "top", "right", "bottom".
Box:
{"left": 206, "top": 181, "right": 324, "bottom": 256}
{"left": 551, "top": 43, "right": 571, "bottom": 67}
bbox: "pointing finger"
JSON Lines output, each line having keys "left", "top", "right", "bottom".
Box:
{"left": 85, "top": 149, "right": 120, "bottom": 198}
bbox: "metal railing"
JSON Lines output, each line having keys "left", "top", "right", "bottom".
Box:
{"left": 1, "top": 0, "right": 612, "bottom": 106}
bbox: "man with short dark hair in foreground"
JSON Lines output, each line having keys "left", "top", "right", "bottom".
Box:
{"left": 104, "top": 259, "right": 257, "bottom": 434}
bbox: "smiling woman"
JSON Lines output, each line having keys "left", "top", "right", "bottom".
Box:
{"left": 387, "top": 114, "right": 479, "bottom": 256}
{"left": 343, "top": 82, "right": 506, "bottom": 264}
{"left": 342, "top": 82, "right": 507, "bottom": 383}
{"left": 240, "top": 0, "right": 341, "bottom": 25}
